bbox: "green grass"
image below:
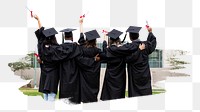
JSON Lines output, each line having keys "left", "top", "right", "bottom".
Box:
{"left": 20, "top": 88, "right": 165, "bottom": 99}
{"left": 125, "top": 89, "right": 166, "bottom": 97}
{"left": 19, "top": 88, "right": 59, "bottom": 99}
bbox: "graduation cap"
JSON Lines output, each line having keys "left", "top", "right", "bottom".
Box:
{"left": 42, "top": 28, "right": 58, "bottom": 38}
{"left": 126, "top": 26, "right": 142, "bottom": 34}
{"left": 126, "top": 26, "right": 142, "bottom": 41}
{"left": 60, "top": 28, "right": 76, "bottom": 37}
{"left": 122, "top": 26, "right": 142, "bottom": 43}
{"left": 84, "top": 30, "right": 100, "bottom": 41}
{"left": 107, "top": 29, "right": 123, "bottom": 40}
{"left": 60, "top": 28, "right": 76, "bottom": 43}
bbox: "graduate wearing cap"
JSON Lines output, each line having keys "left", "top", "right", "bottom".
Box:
{"left": 46, "top": 27, "right": 99, "bottom": 104}
{"left": 76, "top": 19, "right": 103, "bottom": 103}
{"left": 125, "top": 26, "right": 157, "bottom": 97}
{"left": 33, "top": 15, "right": 60, "bottom": 101}
{"left": 99, "top": 29, "right": 133, "bottom": 100}
{"left": 56, "top": 28, "right": 82, "bottom": 103}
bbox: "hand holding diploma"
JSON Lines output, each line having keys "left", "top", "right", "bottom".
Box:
{"left": 102, "top": 30, "right": 108, "bottom": 41}
{"left": 102, "top": 30, "right": 108, "bottom": 35}
{"left": 80, "top": 11, "right": 89, "bottom": 19}
{"left": 79, "top": 18, "right": 83, "bottom": 33}
{"left": 34, "top": 53, "right": 39, "bottom": 58}
{"left": 145, "top": 21, "right": 152, "bottom": 32}
{"left": 146, "top": 20, "right": 149, "bottom": 28}
{"left": 33, "top": 14, "right": 42, "bottom": 29}
{"left": 147, "top": 27, "right": 152, "bottom": 33}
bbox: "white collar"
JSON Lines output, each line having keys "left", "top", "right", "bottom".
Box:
{"left": 64, "top": 40, "right": 73, "bottom": 43}
{"left": 133, "top": 39, "right": 140, "bottom": 42}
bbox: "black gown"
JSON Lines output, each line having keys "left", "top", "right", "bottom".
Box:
{"left": 57, "top": 42, "right": 82, "bottom": 104}
{"left": 125, "top": 32, "right": 157, "bottom": 97}
{"left": 44, "top": 41, "right": 97, "bottom": 104}
{"left": 100, "top": 41, "right": 139, "bottom": 101}
{"left": 35, "top": 27, "right": 60, "bottom": 94}
{"left": 77, "top": 33, "right": 101, "bottom": 103}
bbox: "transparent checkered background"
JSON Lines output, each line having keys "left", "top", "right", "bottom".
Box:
{"left": 0, "top": 0, "right": 200, "bottom": 111}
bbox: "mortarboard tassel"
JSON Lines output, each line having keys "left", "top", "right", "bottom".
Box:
{"left": 62, "top": 32, "right": 64, "bottom": 44}
{"left": 121, "top": 33, "right": 127, "bottom": 43}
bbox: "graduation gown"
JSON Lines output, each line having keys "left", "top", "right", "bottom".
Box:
{"left": 35, "top": 27, "right": 45, "bottom": 93}
{"left": 100, "top": 40, "right": 139, "bottom": 101}
{"left": 53, "top": 42, "right": 82, "bottom": 104}
{"left": 35, "top": 27, "right": 60, "bottom": 94}
{"left": 45, "top": 41, "right": 97, "bottom": 104}
{"left": 125, "top": 32, "right": 157, "bottom": 97}
{"left": 77, "top": 33, "right": 101, "bottom": 103}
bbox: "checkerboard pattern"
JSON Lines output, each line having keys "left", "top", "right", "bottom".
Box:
{"left": 0, "top": 0, "right": 200, "bottom": 111}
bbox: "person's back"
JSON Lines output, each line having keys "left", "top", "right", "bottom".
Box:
{"left": 125, "top": 27, "right": 157, "bottom": 97}
{"left": 100, "top": 29, "right": 127, "bottom": 101}
{"left": 58, "top": 39, "right": 82, "bottom": 104}
{"left": 78, "top": 29, "right": 102, "bottom": 103}
{"left": 33, "top": 15, "right": 60, "bottom": 101}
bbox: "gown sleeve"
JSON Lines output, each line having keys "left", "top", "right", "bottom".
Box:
{"left": 106, "top": 42, "right": 139, "bottom": 57}
{"left": 144, "top": 32, "right": 157, "bottom": 55}
{"left": 125, "top": 49, "right": 141, "bottom": 63}
{"left": 35, "top": 26, "right": 45, "bottom": 44}
{"left": 112, "top": 43, "right": 139, "bottom": 55}
{"left": 42, "top": 45, "right": 73, "bottom": 62}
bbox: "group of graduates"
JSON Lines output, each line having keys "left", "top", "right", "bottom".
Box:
{"left": 33, "top": 14, "right": 157, "bottom": 104}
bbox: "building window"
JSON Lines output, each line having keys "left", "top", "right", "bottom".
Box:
{"left": 31, "top": 53, "right": 40, "bottom": 68}
{"left": 97, "top": 43, "right": 163, "bottom": 68}
{"left": 149, "top": 49, "right": 163, "bottom": 68}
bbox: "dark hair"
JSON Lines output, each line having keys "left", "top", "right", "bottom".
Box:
{"left": 44, "top": 36, "right": 58, "bottom": 45}
{"left": 85, "top": 39, "right": 97, "bottom": 48}
{"left": 65, "top": 32, "right": 73, "bottom": 38}
{"left": 129, "top": 33, "right": 139, "bottom": 41}
{"left": 109, "top": 37, "right": 121, "bottom": 45}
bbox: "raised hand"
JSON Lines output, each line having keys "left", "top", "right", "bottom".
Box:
{"left": 34, "top": 14, "right": 39, "bottom": 21}
{"left": 79, "top": 18, "right": 83, "bottom": 24}
{"left": 147, "top": 27, "right": 152, "bottom": 33}
{"left": 33, "top": 14, "right": 42, "bottom": 29}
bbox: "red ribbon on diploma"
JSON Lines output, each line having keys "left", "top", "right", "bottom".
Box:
{"left": 26, "top": 6, "right": 33, "bottom": 18}
{"left": 34, "top": 53, "right": 39, "bottom": 58}
{"left": 102, "top": 30, "right": 108, "bottom": 34}
{"left": 146, "top": 20, "right": 149, "bottom": 28}
{"left": 31, "top": 11, "right": 33, "bottom": 18}
{"left": 80, "top": 14, "right": 85, "bottom": 18}
{"left": 80, "top": 11, "right": 89, "bottom": 18}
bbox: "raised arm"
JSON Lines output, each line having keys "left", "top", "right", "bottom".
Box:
{"left": 42, "top": 45, "right": 73, "bottom": 62}
{"left": 34, "top": 15, "right": 42, "bottom": 29}
{"left": 145, "top": 27, "right": 157, "bottom": 54}
{"left": 34, "top": 15, "right": 45, "bottom": 44}
{"left": 78, "top": 18, "right": 86, "bottom": 45}
{"left": 125, "top": 42, "right": 145, "bottom": 63}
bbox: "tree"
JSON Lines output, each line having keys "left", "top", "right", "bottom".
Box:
{"left": 8, "top": 53, "right": 35, "bottom": 72}
{"left": 166, "top": 50, "right": 189, "bottom": 70}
